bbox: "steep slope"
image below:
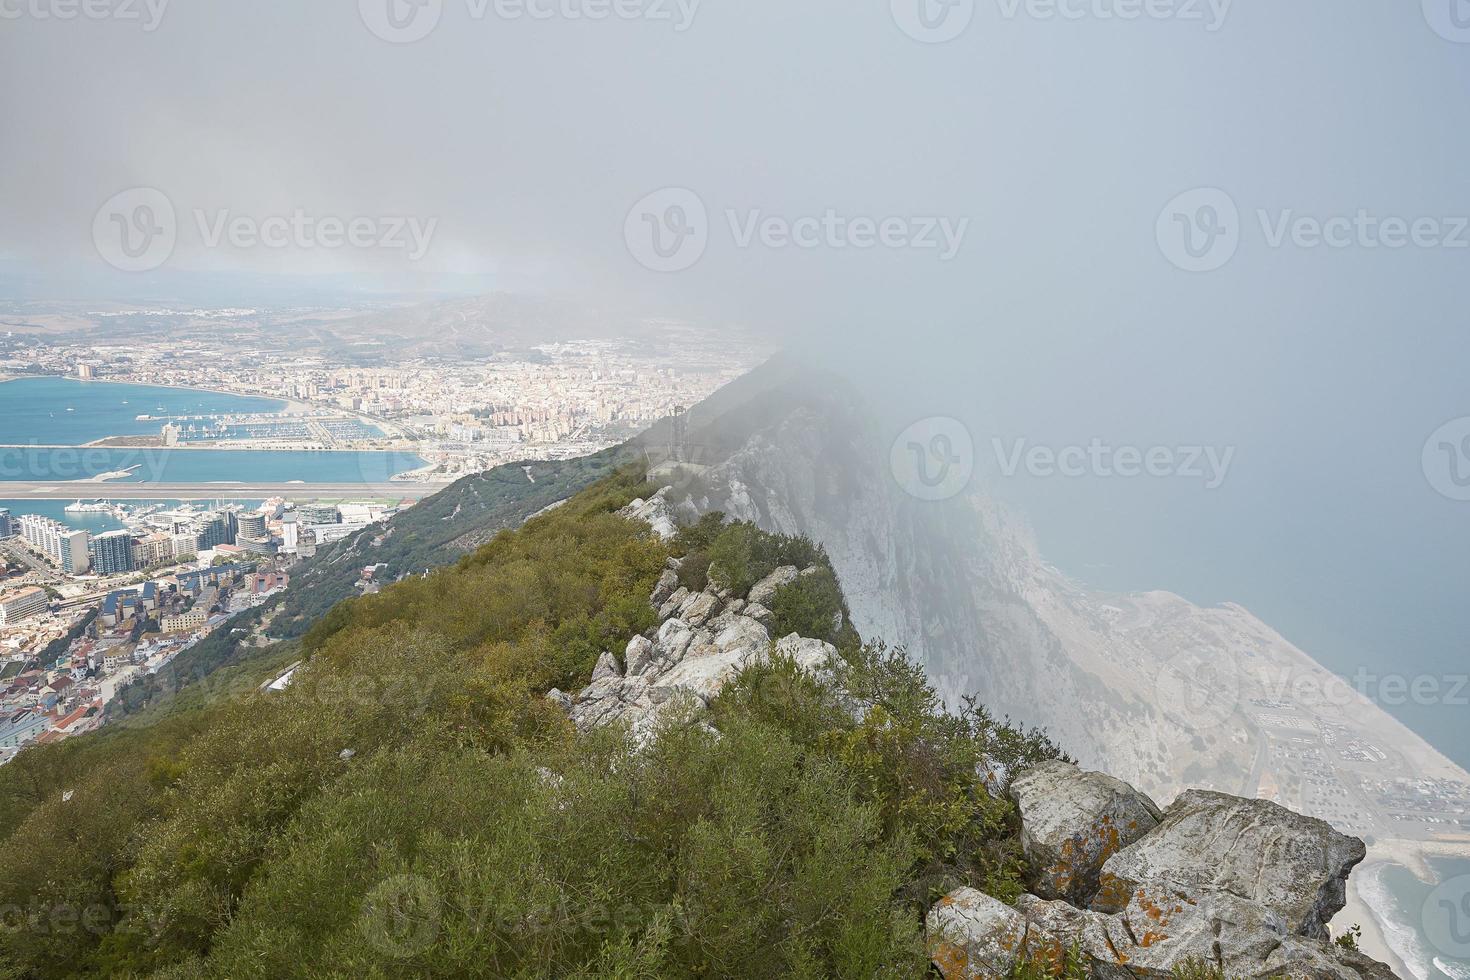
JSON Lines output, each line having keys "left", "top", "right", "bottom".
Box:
{"left": 657, "top": 367, "right": 1470, "bottom": 823}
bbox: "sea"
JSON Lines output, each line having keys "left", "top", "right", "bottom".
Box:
{"left": 1360, "top": 857, "right": 1470, "bottom": 980}
{"left": 0, "top": 377, "right": 424, "bottom": 486}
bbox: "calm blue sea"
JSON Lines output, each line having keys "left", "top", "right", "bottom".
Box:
{"left": 0, "top": 376, "right": 287, "bottom": 444}
{"left": 0, "top": 378, "right": 424, "bottom": 484}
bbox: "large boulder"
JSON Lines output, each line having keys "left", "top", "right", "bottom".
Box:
{"left": 1008, "top": 760, "right": 1162, "bottom": 904}
{"left": 927, "top": 888, "right": 1060, "bottom": 979}
{"left": 1093, "top": 790, "right": 1364, "bottom": 939}
{"left": 1016, "top": 890, "right": 1395, "bottom": 980}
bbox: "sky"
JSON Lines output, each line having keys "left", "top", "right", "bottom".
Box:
{"left": 1, "top": 0, "right": 1468, "bottom": 758}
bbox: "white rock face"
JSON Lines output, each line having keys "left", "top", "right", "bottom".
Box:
{"left": 618, "top": 486, "right": 678, "bottom": 541}
{"left": 655, "top": 382, "right": 1470, "bottom": 893}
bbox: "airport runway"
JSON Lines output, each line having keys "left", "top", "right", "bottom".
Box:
{"left": 0, "top": 481, "right": 452, "bottom": 500}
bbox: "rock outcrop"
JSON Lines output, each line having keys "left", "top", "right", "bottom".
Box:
{"left": 562, "top": 498, "right": 837, "bottom": 738}
{"left": 618, "top": 487, "right": 678, "bottom": 541}
{"left": 1008, "top": 760, "right": 1162, "bottom": 905}
{"left": 928, "top": 766, "right": 1392, "bottom": 979}
{"left": 1092, "top": 790, "right": 1364, "bottom": 940}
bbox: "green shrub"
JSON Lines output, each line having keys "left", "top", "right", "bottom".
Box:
{"left": 770, "top": 566, "right": 845, "bottom": 641}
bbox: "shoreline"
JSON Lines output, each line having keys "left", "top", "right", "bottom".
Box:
{"left": 0, "top": 374, "right": 415, "bottom": 438}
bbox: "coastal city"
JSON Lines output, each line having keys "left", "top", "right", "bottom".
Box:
{"left": 0, "top": 307, "right": 766, "bottom": 760}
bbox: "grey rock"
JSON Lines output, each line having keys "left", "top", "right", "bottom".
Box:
{"left": 591, "top": 651, "right": 622, "bottom": 683}
{"left": 676, "top": 590, "right": 721, "bottom": 627}
{"left": 1008, "top": 760, "right": 1161, "bottom": 904}
{"left": 650, "top": 569, "right": 680, "bottom": 608}
{"left": 747, "top": 565, "right": 800, "bottom": 607}
{"left": 545, "top": 688, "right": 573, "bottom": 712}
{"left": 625, "top": 635, "right": 655, "bottom": 677}
{"left": 618, "top": 487, "right": 678, "bottom": 541}
{"left": 1018, "top": 887, "right": 1395, "bottom": 980}
{"left": 1094, "top": 790, "right": 1364, "bottom": 940}
{"left": 926, "top": 887, "right": 1055, "bottom": 979}
{"left": 658, "top": 586, "right": 690, "bottom": 621}
{"left": 743, "top": 601, "right": 774, "bottom": 626}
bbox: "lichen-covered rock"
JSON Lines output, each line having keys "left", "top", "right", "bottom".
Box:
{"left": 747, "top": 565, "right": 800, "bottom": 607}
{"left": 1018, "top": 887, "right": 1395, "bottom": 980}
{"left": 1008, "top": 760, "right": 1161, "bottom": 904}
{"left": 1093, "top": 790, "right": 1364, "bottom": 940}
{"left": 927, "top": 888, "right": 1058, "bottom": 979}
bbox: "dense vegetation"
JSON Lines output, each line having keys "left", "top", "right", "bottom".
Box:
{"left": 0, "top": 467, "right": 1069, "bottom": 978}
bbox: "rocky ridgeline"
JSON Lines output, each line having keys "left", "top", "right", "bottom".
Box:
{"left": 928, "top": 760, "right": 1394, "bottom": 979}
{"left": 545, "top": 490, "right": 837, "bottom": 738}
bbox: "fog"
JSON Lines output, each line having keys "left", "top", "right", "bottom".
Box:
{"left": 2, "top": 0, "right": 1468, "bottom": 755}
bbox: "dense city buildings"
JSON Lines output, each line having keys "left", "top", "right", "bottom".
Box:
{"left": 0, "top": 588, "right": 48, "bottom": 626}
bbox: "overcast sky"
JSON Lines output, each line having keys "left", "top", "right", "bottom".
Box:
{"left": 3, "top": 0, "right": 1469, "bottom": 752}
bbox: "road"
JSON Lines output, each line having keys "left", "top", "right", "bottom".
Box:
{"left": 0, "top": 481, "right": 452, "bottom": 500}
